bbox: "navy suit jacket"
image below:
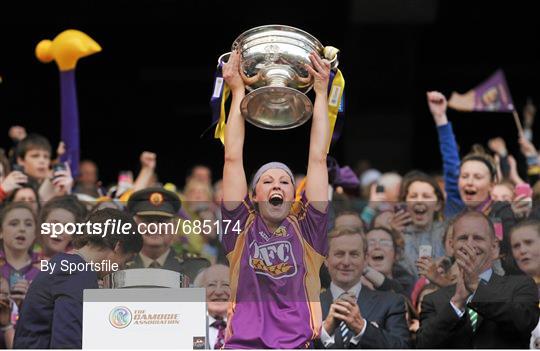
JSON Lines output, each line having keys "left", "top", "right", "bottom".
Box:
{"left": 13, "top": 253, "right": 98, "bottom": 349}
{"left": 317, "top": 285, "right": 411, "bottom": 349}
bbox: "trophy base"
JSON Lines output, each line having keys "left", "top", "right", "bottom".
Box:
{"left": 240, "top": 86, "right": 313, "bottom": 130}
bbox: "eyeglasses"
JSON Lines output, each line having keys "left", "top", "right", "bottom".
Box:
{"left": 367, "top": 239, "right": 394, "bottom": 248}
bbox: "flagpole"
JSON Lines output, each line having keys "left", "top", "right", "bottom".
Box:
{"left": 512, "top": 110, "right": 525, "bottom": 137}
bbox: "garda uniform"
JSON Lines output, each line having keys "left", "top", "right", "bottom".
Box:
{"left": 125, "top": 187, "right": 210, "bottom": 282}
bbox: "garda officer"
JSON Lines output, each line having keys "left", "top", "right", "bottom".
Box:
{"left": 126, "top": 187, "right": 210, "bottom": 282}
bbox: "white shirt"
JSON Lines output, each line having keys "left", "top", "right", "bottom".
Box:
{"left": 320, "top": 281, "right": 368, "bottom": 347}
{"left": 139, "top": 248, "right": 170, "bottom": 268}
{"left": 530, "top": 318, "right": 540, "bottom": 349}
{"left": 208, "top": 314, "right": 227, "bottom": 349}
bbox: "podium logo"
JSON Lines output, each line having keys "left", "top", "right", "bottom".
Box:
{"left": 109, "top": 306, "right": 132, "bottom": 329}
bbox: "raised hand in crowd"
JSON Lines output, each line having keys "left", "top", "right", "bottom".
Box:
{"left": 0, "top": 170, "right": 28, "bottom": 194}
{"left": 0, "top": 277, "right": 14, "bottom": 349}
{"left": 487, "top": 137, "right": 508, "bottom": 157}
{"left": 507, "top": 155, "right": 526, "bottom": 185}
{"left": 416, "top": 256, "right": 455, "bottom": 287}
{"left": 51, "top": 163, "right": 74, "bottom": 196}
{"left": 9, "top": 279, "right": 29, "bottom": 309}
{"left": 133, "top": 151, "right": 157, "bottom": 191}
{"left": 511, "top": 192, "right": 533, "bottom": 219}
{"left": 367, "top": 182, "right": 388, "bottom": 210}
{"left": 8, "top": 125, "right": 27, "bottom": 142}
{"left": 390, "top": 209, "right": 412, "bottom": 234}
{"left": 426, "top": 91, "right": 448, "bottom": 126}
{"left": 523, "top": 98, "right": 536, "bottom": 135}
{"left": 39, "top": 162, "right": 74, "bottom": 201}
{"left": 53, "top": 141, "right": 66, "bottom": 164}
{"left": 488, "top": 137, "right": 507, "bottom": 181}
{"left": 0, "top": 278, "right": 10, "bottom": 328}
{"left": 519, "top": 135, "right": 539, "bottom": 159}
{"left": 140, "top": 151, "right": 156, "bottom": 169}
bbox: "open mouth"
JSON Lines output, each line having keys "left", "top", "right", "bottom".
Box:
{"left": 269, "top": 193, "right": 284, "bottom": 207}
{"left": 50, "top": 237, "right": 63, "bottom": 243}
{"left": 412, "top": 206, "right": 427, "bottom": 215}
{"left": 15, "top": 235, "right": 27, "bottom": 243}
{"left": 371, "top": 253, "right": 385, "bottom": 261}
{"left": 464, "top": 189, "right": 477, "bottom": 197}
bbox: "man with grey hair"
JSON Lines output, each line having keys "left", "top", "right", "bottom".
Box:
{"left": 417, "top": 210, "right": 539, "bottom": 348}
{"left": 194, "top": 264, "right": 230, "bottom": 349}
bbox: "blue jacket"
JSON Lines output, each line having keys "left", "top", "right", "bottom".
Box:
{"left": 13, "top": 253, "right": 98, "bottom": 349}
{"left": 437, "top": 123, "right": 465, "bottom": 218}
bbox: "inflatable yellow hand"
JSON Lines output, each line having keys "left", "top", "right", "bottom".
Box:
{"left": 35, "top": 29, "right": 101, "bottom": 71}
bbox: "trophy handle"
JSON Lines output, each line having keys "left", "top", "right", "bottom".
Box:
{"left": 218, "top": 51, "right": 261, "bottom": 85}
{"left": 240, "top": 69, "right": 262, "bottom": 86}
{"left": 217, "top": 52, "right": 231, "bottom": 65}
{"left": 297, "top": 71, "right": 313, "bottom": 85}
{"left": 328, "top": 55, "right": 339, "bottom": 70}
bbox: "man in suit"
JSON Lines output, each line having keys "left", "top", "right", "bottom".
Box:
{"left": 416, "top": 210, "right": 540, "bottom": 349}
{"left": 318, "top": 226, "right": 411, "bottom": 349}
{"left": 194, "top": 264, "right": 230, "bottom": 349}
{"left": 126, "top": 187, "right": 210, "bottom": 282}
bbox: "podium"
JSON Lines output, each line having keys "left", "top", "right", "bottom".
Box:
{"left": 82, "top": 269, "right": 207, "bottom": 349}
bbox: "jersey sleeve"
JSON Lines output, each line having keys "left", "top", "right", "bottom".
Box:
{"left": 296, "top": 193, "right": 329, "bottom": 256}
{"left": 220, "top": 196, "right": 253, "bottom": 255}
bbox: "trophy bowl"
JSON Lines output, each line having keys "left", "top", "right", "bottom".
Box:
{"left": 220, "top": 25, "right": 339, "bottom": 130}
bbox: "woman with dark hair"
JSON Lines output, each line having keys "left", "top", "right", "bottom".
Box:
{"left": 37, "top": 195, "right": 87, "bottom": 261}
{"left": 219, "top": 50, "right": 331, "bottom": 348}
{"left": 509, "top": 220, "right": 540, "bottom": 348}
{"left": 0, "top": 202, "right": 39, "bottom": 348}
{"left": 362, "top": 226, "right": 416, "bottom": 298}
{"left": 6, "top": 182, "right": 41, "bottom": 215}
{"left": 13, "top": 208, "right": 143, "bottom": 349}
{"left": 398, "top": 170, "right": 446, "bottom": 277}
{"left": 426, "top": 91, "right": 528, "bottom": 216}
{"left": 0, "top": 150, "right": 10, "bottom": 201}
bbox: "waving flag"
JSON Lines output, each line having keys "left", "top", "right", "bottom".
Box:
{"left": 448, "top": 69, "right": 514, "bottom": 112}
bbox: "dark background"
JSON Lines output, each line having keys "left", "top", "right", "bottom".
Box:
{"left": 1, "top": 0, "right": 539, "bottom": 188}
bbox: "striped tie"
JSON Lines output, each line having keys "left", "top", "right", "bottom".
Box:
{"left": 468, "top": 308, "right": 478, "bottom": 333}
{"left": 339, "top": 320, "right": 351, "bottom": 347}
{"left": 149, "top": 261, "right": 161, "bottom": 268}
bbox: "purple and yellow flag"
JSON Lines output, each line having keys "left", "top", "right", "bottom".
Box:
{"left": 448, "top": 69, "right": 514, "bottom": 112}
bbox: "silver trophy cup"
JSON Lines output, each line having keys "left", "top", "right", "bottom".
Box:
{"left": 219, "top": 25, "right": 339, "bottom": 130}
{"left": 102, "top": 268, "right": 190, "bottom": 288}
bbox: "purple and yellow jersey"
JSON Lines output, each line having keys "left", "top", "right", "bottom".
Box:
{"left": 221, "top": 194, "right": 328, "bottom": 349}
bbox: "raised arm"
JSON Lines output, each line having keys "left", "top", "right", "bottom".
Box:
{"left": 222, "top": 51, "right": 248, "bottom": 210}
{"left": 304, "top": 52, "right": 330, "bottom": 212}
{"left": 427, "top": 91, "right": 463, "bottom": 215}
